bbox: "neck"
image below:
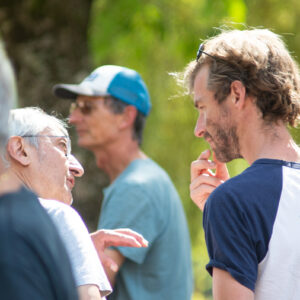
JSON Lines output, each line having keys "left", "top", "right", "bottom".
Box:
{"left": 0, "top": 168, "right": 22, "bottom": 196}
{"left": 92, "top": 138, "right": 147, "bottom": 182}
{"left": 240, "top": 121, "right": 300, "bottom": 165}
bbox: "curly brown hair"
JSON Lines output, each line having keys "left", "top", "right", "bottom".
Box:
{"left": 184, "top": 29, "right": 300, "bottom": 127}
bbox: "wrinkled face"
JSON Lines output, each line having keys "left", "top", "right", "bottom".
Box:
{"left": 193, "top": 65, "right": 241, "bottom": 162}
{"left": 28, "top": 128, "right": 83, "bottom": 205}
{"left": 68, "top": 96, "right": 122, "bottom": 150}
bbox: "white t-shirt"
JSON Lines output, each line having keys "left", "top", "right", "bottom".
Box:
{"left": 39, "top": 198, "right": 112, "bottom": 298}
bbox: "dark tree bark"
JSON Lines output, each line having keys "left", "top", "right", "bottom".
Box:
{"left": 0, "top": 0, "right": 108, "bottom": 230}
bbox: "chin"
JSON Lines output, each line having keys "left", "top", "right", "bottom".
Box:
{"left": 60, "top": 193, "right": 73, "bottom": 206}
{"left": 213, "top": 150, "right": 231, "bottom": 163}
{"left": 65, "top": 195, "right": 73, "bottom": 206}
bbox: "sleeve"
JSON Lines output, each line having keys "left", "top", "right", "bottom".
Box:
{"left": 41, "top": 200, "right": 112, "bottom": 297}
{"left": 203, "top": 185, "right": 258, "bottom": 291}
{"left": 98, "top": 184, "right": 161, "bottom": 264}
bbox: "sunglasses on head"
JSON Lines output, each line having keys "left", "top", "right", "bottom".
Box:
{"left": 196, "top": 43, "right": 221, "bottom": 62}
{"left": 196, "top": 43, "right": 248, "bottom": 86}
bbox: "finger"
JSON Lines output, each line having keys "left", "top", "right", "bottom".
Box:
{"left": 113, "top": 229, "right": 148, "bottom": 247}
{"left": 190, "top": 184, "right": 217, "bottom": 211}
{"left": 191, "top": 150, "right": 215, "bottom": 181}
{"left": 191, "top": 160, "right": 215, "bottom": 176}
{"left": 198, "top": 149, "right": 211, "bottom": 160}
{"left": 213, "top": 152, "right": 230, "bottom": 181}
{"left": 103, "top": 233, "right": 143, "bottom": 248}
{"left": 91, "top": 230, "right": 143, "bottom": 249}
{"left": 190, "top": 181, "right": 220, "bottom": 201}
{"left": 190, "top": 174, "right": 224, "bottom": 190}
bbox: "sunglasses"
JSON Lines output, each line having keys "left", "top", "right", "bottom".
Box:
{"left": 69, "top": 96, "right": 111, "bottom": 115}
{"left": 70, "top": 101, "right": 95, "bottom": 115}
{"left": 196, "top": 43, "right": 220, "bottom": 62}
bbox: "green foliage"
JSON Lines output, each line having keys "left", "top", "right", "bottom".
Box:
{"left": 4, "top": 0, "right": 300, "bottom": 296}
{"left": 88, "top": 0, "right": 300, "bottom": 297}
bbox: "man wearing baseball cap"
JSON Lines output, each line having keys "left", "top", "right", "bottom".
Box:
{"left": 53, "top": 65, "right": 193, "bottom": 300}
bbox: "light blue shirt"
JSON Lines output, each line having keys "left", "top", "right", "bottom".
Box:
{"left": 98, "top": 158, "right": 193, "bottom": 300}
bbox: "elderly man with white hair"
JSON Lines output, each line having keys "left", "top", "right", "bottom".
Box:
{"left": 6, "top": 107, "right": 148, "bottom": 300}
{"left": 0, "top": 43, "right": 78, "bottom": 298}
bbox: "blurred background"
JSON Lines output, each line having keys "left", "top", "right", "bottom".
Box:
{"left": 1, "top": 0, "right": 300, "bottom": 298}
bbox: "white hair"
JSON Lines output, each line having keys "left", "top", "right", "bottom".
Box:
{"left": 0, "top": 42, "right": 17, "bottom": 154}
{"left": 2, "top": 107, "right": 69, "bottom": 168}
{"left": 9, "top": 107, "right": 69, "bottom": 149}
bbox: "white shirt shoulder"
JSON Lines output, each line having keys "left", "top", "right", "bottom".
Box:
{"left": 39, "top": 198, "right": 112, "bottom": 297}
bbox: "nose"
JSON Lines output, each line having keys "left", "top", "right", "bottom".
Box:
{"left": 68, "top": 154, "right": 84, "bottom": 177}
{"left": 69, "top": 105, "right": 82, "bottom": 125}
{"left": 194, "top": 112, "right": 206, "bottom": 138}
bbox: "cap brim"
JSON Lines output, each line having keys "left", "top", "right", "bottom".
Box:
{"left": 53, "top": 84, "right": 83, "bottom": 100}
{"left": 53, "top": 84, "right": 108, "bottom": 100}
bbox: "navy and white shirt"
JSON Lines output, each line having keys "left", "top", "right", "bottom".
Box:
{"left": 203, "top": 159, "right": 300, "bottom": 299}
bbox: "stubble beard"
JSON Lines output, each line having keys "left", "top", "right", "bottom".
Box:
{"left": 205, "top": 121, "right": 242, "bottom": 163}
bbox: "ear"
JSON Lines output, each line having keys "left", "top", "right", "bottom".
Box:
{"left": 6, "top": 136, "right": 32, "bottom": 166}
{"left": 230, "top": 80, "right": 247, "bottom": 109}
{"left": 119, "top": 106, "right": 138, "bottom": 129}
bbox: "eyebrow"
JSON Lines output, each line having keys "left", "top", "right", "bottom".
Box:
{"left": 55, "top": 136, "right": 70, "bottom": 144}
{"left": 56, "top": 136, "right": 68, "bottom": 140}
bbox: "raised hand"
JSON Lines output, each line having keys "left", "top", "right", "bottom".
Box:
{"left": 91, "top": 228, "right": 148, "bottom": 272}
{"left": 190, "top": 149, "right": 229, "bottom": 211}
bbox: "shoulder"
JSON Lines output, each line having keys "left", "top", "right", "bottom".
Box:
{"left": 39, "top": 199, "right": 83, "bottom": 223}
{"left": 105, "top": 159, "right": 180, "bottom": 213}
{"left": 39, "top": 199, "right": 89, "bottom": 241}
{"left": 0, "top": 188, "right": 61, "bottom": 237}
{"left": 113, "top": 159, "right": 176, "bottom": 194}
{"left": 125, "top": 159, "right": 169, "bottom": 181}
{"left": 208, "top": 159, "right": 283, "bottom": 209}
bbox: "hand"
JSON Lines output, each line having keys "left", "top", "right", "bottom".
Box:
{"left": 190, "top": 149, "right": 229, "bottom": 211}
{"left": 90, "top": 228, "right": 148, "bottom": 272}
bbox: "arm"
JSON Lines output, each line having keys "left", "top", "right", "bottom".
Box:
{"left": 78, "top": 285, "right": 101, "bottom": 300}
{"left": 90, "top": 228, "right": 148, "bottom": 279}
{"left": 212, "top": 268, "right": 254, "bottom": 300}
{"left": 102, "top": 248, "right": 125, "bottom": 287}
{"left": 190, "top": 149, "right": 229, "bottom": 211}
{"left": 40, "top": 200, "right": 112, "bottom": 298}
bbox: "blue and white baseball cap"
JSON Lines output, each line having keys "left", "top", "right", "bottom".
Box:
{"left": 53, "top": 65, "right": 151, "bottom": 116}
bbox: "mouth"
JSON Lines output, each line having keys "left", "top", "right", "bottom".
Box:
{"left": 205, "top": 137, "right": 213, "bottom": 145}
{"left": 204, "top": 132, "right": 214, "bottom": 145}
{"left": 67, "top": 177, "right": 75, "bottom": 189}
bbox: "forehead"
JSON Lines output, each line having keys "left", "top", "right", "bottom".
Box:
{"left": 38, "top": 128, "right": 70, "bottom": 146}
{"left": 193, "top": 64, "right": 212, "bottom": 105}
{"left": 42, "top": 127, "right": 68, "bottom": 137}
{"left": 76, "top": 95, "right": 105, "bottom": 102}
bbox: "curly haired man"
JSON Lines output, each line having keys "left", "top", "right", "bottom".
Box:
{"left": 184, "top": 28, "right": 300, "bottom": 300}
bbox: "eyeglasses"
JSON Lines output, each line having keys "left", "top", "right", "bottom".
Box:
{"left": 70, "top": 96, "right": 111, "bottom": 115}
{"left": 22, "top": 135, "right": 71, "bottom": 157}
{"left": 196, "top": 43, "right": 220, "bottom": 62}
{"left": 70, "top": 101, "right": 95, "bottom": 115}
{"left": 22, "top": 135, "right": 69, "bottom": 138}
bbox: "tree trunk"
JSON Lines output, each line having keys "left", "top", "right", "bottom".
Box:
{"left": 0, "top": 0, "right": 107, "bottom": 231}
